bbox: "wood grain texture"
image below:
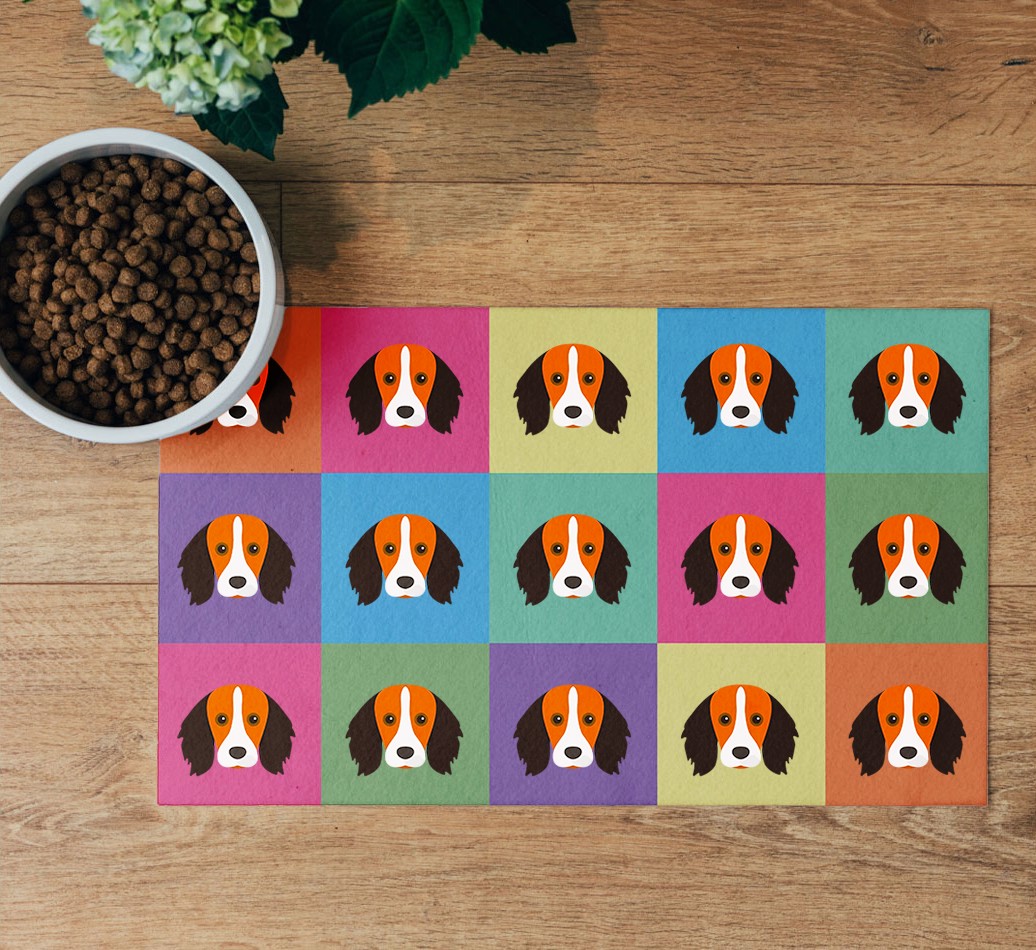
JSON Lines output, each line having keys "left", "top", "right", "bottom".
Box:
{"left": 1, "top": 1, "right": 1033, "bottom": 184}
{"left": 2, "top": 0, "right": 1035, "bottom": 945}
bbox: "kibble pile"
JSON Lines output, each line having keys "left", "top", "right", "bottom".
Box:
{"left": 0, "top": 155, "right": 260, "bottom": 426}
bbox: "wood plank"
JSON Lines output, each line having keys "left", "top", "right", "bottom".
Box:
{"left": 2, "top": 1, "right": 1033, "bottom": 185}
{"left": 0, "top": 584, "right": 1031, "bottom": 947}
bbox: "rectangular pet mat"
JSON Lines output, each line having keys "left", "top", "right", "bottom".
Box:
{"left": 158, "top": 307, "right": 989, "bottom": 805}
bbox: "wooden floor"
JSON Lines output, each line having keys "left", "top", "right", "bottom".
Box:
{"left": 2, "top": 1, "right": 1034, "bottom": 946}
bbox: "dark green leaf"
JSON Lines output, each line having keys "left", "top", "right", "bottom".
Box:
{"left": 193, "top": 72, "right": 288, "bottom": 161}
{"left": 481, "top": 0, "right": 574, "bottom": 54}
{"left": 276, "top": 1, "right": 315, "bottom": 62}
{"left": 312, "top": 0, "right": 483, "bottom": 118}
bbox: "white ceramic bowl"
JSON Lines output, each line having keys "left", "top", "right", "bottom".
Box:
{"left": 0, "top": 128, "right": 284, "bottom": 443}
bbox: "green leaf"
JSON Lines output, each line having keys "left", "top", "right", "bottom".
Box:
{"left": 193, "top": 72, "right": 288, "bottom": 161}
{"left": 275, "top": 0, "right": 314, "bottom": 62}
{"left": 481, "top": 0, "right": 574, "bottom": 54}
{"left": 312, "top": 0, "right": 483, "bottom": 118}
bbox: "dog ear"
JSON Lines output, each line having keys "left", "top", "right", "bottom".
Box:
{"left": 930, "top": 522, "right": 966, "bottom": 604}
{"left": 346, "top": 694, "right": 383, "bottom": 775}
{"left": 514, "top": 693, "right": 550, "bottom": 775}
{"left": 190, "top": 421, "right": 213, "bottom": 436}
{"left": 761, "top": 693, "right": 798, "bottom": 774}
{"left": 514, "top": 523, "right": 551, "bottom": 605}
{"left": 849, "top": 353, "right": 886, "bottom": 435}
{"left": 346, "top": 352, "right": 383, "bottom": 435}
{"left": 929, "top": 692, "right": 966, "bottom": 774}
{"left": 426, "top": 523, "right": 463, "bottom": 604}
{"left": 258, "top": 523, "right": 295, "bottom": 604}
{"left": 682, "top": 693, "right": 718, "bottom": 775}
{"left": 257, "top": 357, "right": 295, "bottom": 434}
{"left": 681, "top": 353, "right": 718, "bottom": 435}
{"left": 347, "top": 524, "right": 383, "bottom": 605}
{"left": 514, "top": 353, "right": 550, "bottom": 435}
{"left": 594, "top": 522, "right": 630, "bottom": 604}
{"left": 850, "top": 693, "right": 886, "bottom": 775}
{"left": 426, "top": 693, "right": 463, "bottom": 774}
{"left": 929, "top": 353, "right": 966, "bottom": 434}
{"left": 849, "top": 523, "right": 886, "bottom": 605}
{"left": 761, "top": 523, "right": 798, "bottom": 604}
{"left": 178, "top": 524, "right": 215, "bottom": 605}
{"left": 682, "top": 523, "right": 718, "bottom": 605}
{"left": 762, "top": 353, "right": 798, "bottom": 434}
{"left": 426, "top": 353, "right": 463, "bottom": 434}
{"left": 594, "top": 352, "right": 630, "bottom": 434}
{"left": 258, "top": 693, "right": 295, "bottom": 774}
{"left": 594, "top": 693, "right": 631, "bottom": 774}
{"left": 178, "top": 693, "right": 214, "bottom": 775}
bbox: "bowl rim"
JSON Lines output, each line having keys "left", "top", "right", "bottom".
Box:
{"left": 0, "top": 127, "right": 284, "bottom": 444}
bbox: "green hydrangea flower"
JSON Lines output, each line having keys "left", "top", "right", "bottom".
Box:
{"left": 82, "top": 0, "right": 299, "bottom": 115}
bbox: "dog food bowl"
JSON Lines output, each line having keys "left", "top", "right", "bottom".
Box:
{"left": 0, "top": 128, "right": 284, "bottom": 443}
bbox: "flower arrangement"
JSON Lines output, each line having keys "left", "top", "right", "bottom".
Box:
{"left": 78, "top": 0, "right": 576, "bottom": 160}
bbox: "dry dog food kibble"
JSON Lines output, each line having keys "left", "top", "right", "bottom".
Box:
{"left": 0, "top": 155, "right": 260, "bottom": 426}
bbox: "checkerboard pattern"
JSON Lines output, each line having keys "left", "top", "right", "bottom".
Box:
{"left": 158, "top": 307, "right": 988, "bottom": 805}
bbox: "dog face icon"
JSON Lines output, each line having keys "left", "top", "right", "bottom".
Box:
{"left": 849, "top": 514, "right": 965, "bottom": 605}
{"left": 682, "top": 343, "right": 798, "bottom": 434}
{"left": 682, "top": 514, "right": 798, "bottom": 605}
{"left": 850, "top": 684, "right": 966, "bottom": 775}
{"left": 849, "top": 343, "right": 965, "bottom": 434}
{"left": 346, "top": 343, "right": 463, "bottom": 434}
{"left": 191, "top": 358, "right": 295, "bottom": 435}
{"left": 514, "top": 343, "right": 630, "bottom": 435}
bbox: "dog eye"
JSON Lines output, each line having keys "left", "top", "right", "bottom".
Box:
{"left": 383, "top": 714, "right": 396, "bottom": 725}
{"left": 918, "top": 373, "right": 931, "bottom": 385}
{"left": 215, "top": 714, "right": 228, "bottom": 725}
{"left": 415, "top": 713, "right": 427, "bottom": 725}
{"left": 415, "top": 543, "right": 428, "bottom": 555}
{"left": 582, "top": 543, "right": 595, "bottom": 555}
{"left": 918, "top": 543, "right": 930, "bottom": 555}
{"left": 383, "top": 373, "right": 396, "bottom": 385}
{"left": 414, "top": 373, "right": 428, "bottom": 385}
{"left": 383, "top": 543, "right": 396, "bottom": 555}
{"left": 750, "top": 543, "right": 763, "bottom": 555}
{"left": 582, "top": 714, "right": 595, "bottom": 725}
{"left": 718, "top": 713, "right": 731, "bottom": 725}
{"left": 918, "top": 713, "right": 931, "bottom": 725}
{"left": 886, "top": 713, "right": 899, "bottom": 726}
{"left": 247, "top": 714, "right": 260, "bottom": 726}
{"left": 886, "top": 543, "right": 899, "bottom": 556}
{"left": 551, "top": 543, "right": 564, "bottom": 556}
{"left": 750, "top": 373, "right": 763, "bottom": 385}
{"left": 215, "top": 543, "right": 228, "bottom": 555}
{"left": 886, "top": 372, "right": 899, "bottom": 385}
{"left": 750, "top": 714, "right": 763, "bottom": 725}
{"left": 247, "top": 543, "right": 260, "bottom": 555}
{"left": 582, "top": 372, "right": 595, "bottom": 385}
{"left": 551, "top": 713, "right": 564, "bottom": 725}
{"left": 551, "top": 373, "right": 564, "bottom": 385}
{"left": 718, "top": 373, "right": 731, "bottom": 385}
{"left": 718, "top": 543, "right": 732, "bottom": 555}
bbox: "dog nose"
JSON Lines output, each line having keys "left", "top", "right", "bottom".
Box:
{"left": 228, "top": 404, "right": 247, "bottom": 419}
{"left": 564, "top": 746, "right": 582, "bottom": 760}
{"left": 563, "top": 576, "right": 582, "bottom": 590}
{"left": 899, "top": 746, "right": 918, "bottom": 760}
{"left": 731, "top": 576, "right": 750, "bottom": 590}
{"left": 900, "top": 405, "right": 918, "bottom": 419}
{"left": 731, "top": 746, "right": 750, "bottom": 760}
{"left": 228, "top": 746, "right": 247, "bottom": 760}
{"left": 396, "top": 405, "right": 415, "bottom": 419}
{"left": 564, "top": 405, "right": 582, "bottom": 419}
{"left": 900, "top": 576, "right": 918, "bottom": 590}
{"left": 396, "top": 576, "right": 415, "bottom": 590}
{"left": 228, "top": 576, "right": 247, "bottom": 590}
{"left": 396, "top": 746, "right": 415, "bottom": 760}
{"left": 732, "top": 405, "right": 750, "bottom": 419}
